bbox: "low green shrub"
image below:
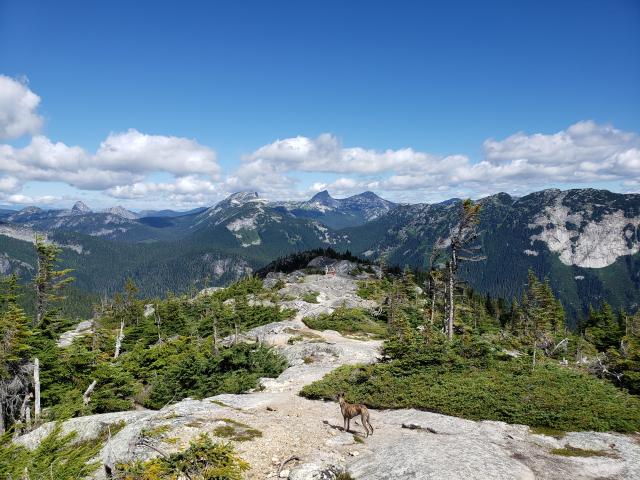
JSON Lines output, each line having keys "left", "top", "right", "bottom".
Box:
{"left": 144, "top": 341, "right": 287, "bottom": 409}
{"left": 115, "top": 433, "right": 249, "bottom": 479}
{"left": 303, "top": 307, "right": 387, "bottom": 338}
{"left": 301, "top": 357, "right": 640, "bottom": 432}
{"left": 302, "top": 291, "right": 319, "bottom": 303}
{"left": 0, "top": 424, "right": 104, "bottom": 479}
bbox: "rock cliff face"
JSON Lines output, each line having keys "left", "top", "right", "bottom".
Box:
{"left": 528, "top": 191, "right": 640, "bottom": 268}
{"left": 16, "top": 270, "right": 640, "bottom": 480}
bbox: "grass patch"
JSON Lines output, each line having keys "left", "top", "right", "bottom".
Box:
{"left": 530, "top": 426, "right": 566, "bottom": 439}
{"left": 185, "top": 420, "right": 204, "bottom": 428}
{"left": 303, "top": 291, "right": 320, "bottom": 303}
{"left": 303, "top": 307, "right": 387, "bottom": 339}
{"left": 285, "top": 328, "right": 324, "bottom": 344}
{"left": 353, "top": 435, "right": 365, "bottom": 444}
{"left": 213, "top": 418, "right": 262, "bottom": 442}
{"left": 336, "top": 473, "right": 355, "bottom": 480}
{"left": 142, "top": 424, "right": 171, "bottom": 438}
{"left": 551, "top": 445, "right": 614, "bottom": 457}
{"left": 301, "top": 358, "right": 640, "bottom": 433}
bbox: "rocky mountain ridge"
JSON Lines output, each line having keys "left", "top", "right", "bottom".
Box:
{"left": 1, "top": 188, "right": 639, "bottom": 319}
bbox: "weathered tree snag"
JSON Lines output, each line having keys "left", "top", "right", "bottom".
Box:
{"left": 114, "top": 320, "right": 125, "bottom": 358}
{"left": 33, "top": 358, "right": 40, "bottom": 421}
{"left": 83, "top": 380, "right": 97, "bottom": 405}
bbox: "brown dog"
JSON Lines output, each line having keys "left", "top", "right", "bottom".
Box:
{"left": 337, "top": 392, "right": 374, "bottom": 437}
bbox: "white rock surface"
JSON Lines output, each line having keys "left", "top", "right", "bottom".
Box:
{"left": 528, "top": 193, "right": 640, "bottom": 267}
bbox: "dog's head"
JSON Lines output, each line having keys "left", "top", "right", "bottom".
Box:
{"left": 336, "top": 391, "right": 346, "bottom": 401}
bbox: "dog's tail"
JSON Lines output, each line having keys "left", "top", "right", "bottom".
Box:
{"left": 363, "top": 409, "right": 374, "bottom": 436}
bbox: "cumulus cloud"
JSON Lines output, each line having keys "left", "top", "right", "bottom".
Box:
{"left": 107, "top": 175, "right": 221, "bottom": 206}
{"left": 0, "top": 75, "right": 44, "bottom": 140}
{"left": 246, "top": 133, "right": 450, "bottom": 175}
{"left": 240, "top": 122, "right": 640, "bottom": 200}
{"left": 96, "top": 129, "right": 220, "bottom": 176}
{"left": 1, "top": 76, "right": 639, "bottom": 209}
{"left": 0, "top": 130, "right": 220, "bottom": 194}
{"left": 4, "top": 193, "right": 59, "bottom": 204}
{"left": 0, "top": 176, "right": 22, "bottom": 193}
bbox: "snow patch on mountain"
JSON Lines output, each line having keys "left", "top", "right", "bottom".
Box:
{"left": 528, "top": 194, "right": 640, "bottom": 268}
{"left": 90, "top": 227, "right": 128, "bottom": 237}
{"left": 226, "top": 216, "right": 258, "bottom": 232}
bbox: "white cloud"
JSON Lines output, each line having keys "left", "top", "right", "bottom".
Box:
{"left": 0, "top": 75, "right": 44, "bottom": 140}
{"left": 4, "top": 193, "right": 59, "bottom": 205}
{"left": 107, "top": 175, "right": 221, "bottom": 206}
{"left": 0, "top": 130, "right": 220, "bottom": 193}
{"left": 0, "top": 176, "right": 21, "bottom": 193}
{"left": 246, "top": 133, "right": 450, "bottom": 175}
{"left": 96, "top": 129, "right": 220, "bottom": 176}
{"left": 241, "top": 122, "right": 640, "bottom": 201}
{"left": 2, "top": 85, "right": 640, "bottom": 208}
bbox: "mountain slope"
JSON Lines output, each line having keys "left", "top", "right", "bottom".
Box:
{"left": 1, "top": 188, "right": 638, "bottom": 321}
{"left": 341, "top": 189, "right": 640, "bottom": 322}
{"left": 272, "top": 190, "right": 397, "bottom": 229}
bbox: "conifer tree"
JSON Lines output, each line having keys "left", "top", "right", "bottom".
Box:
{"left": 585, "top": 303, "right": 622, "bottom": 352}
{"left": 34, "top": 235, "right": 74, "bottom": 328}
{"left": 445, "top": 199, "right": 483, "bottom": 340}
{"left": 0, "top": 275, "right": 32, "bottom": 434}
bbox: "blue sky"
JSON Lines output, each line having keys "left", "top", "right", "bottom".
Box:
{"left": 0, "top": 0, "right": 639, "bottom": 210}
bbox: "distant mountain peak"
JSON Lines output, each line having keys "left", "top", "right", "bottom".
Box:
{"left": 351, "top": 191, "right": 380, "bottom": 199}
{"left": 20, "top": 206, "right": 43, "bottom": 214}
{"left": 311, "top": 190, "right": 332, "bottom": 200}
{"left": 204, "top": 192, "right": 266, "bottom": 218}
{"left": 224, "top": 191, "right": 262, "bottom": 206}
{"left": 71, "top": 201, "right": 92, "bottom": 214}
{"left": 309, "top": 190, "right": 339, "bottom": 207}
{"left": 104, "top": 206, "right": 139, "bottom": 220}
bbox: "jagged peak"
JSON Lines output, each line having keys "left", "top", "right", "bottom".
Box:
{"left": 310, "top": 190, "right": 333, "bottom": 201}
{"left": 224, "top": 191, "right": 261, "bottom": 205}
{"left": 71, "top": 201, "right": 92, "bottom": 214}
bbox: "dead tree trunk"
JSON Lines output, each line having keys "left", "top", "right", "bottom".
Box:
{"left": 0, "top": 396, "right": 5, "bottom": 435}
{"left": 83, "top": 380, "right": 97, "bottom": 405}
{"left": 447, "top": 260, "right": 455, "bottom": 340}
{"left": 430, "top": 284, "right": 436, "bottom": 325}
{"left": 114, "top": 320, "right": 124, "bottom": 359}
{"left": 33, "top": 358, "right": 40, "bottom": 421}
